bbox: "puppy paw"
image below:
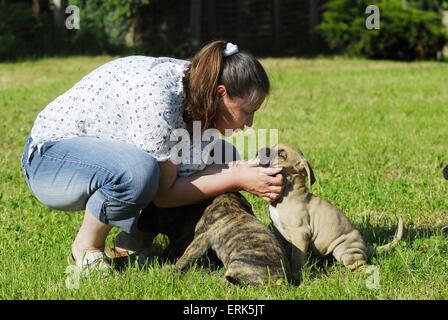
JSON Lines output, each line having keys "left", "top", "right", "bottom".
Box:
{"left": 341, "top": 254, "right": 367, "bottom": 271}
{"left": 174, "top": 259, "right": 190, "bottom": 273}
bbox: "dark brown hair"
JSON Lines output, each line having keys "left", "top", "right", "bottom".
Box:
{"left": 183, "top": 40, "right": 270, "bottom": 131}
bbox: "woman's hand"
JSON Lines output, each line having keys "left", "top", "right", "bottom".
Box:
{"left": 153, "top": 159, "right": 283, "bottom": 208}
{"left": 228, "top": 159, "right": 284, "bottom": 203}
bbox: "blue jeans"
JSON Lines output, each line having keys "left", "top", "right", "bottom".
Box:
{"left": 21, "top": 136, "right": 160, "bottom": 233}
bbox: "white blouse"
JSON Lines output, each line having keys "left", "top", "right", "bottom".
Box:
{"left": 29, "top": 56, "right": 211, "bottom": 176}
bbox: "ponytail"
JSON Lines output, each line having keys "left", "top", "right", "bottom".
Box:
{"left": 183, "top": 41, "right": 227, "bottom": 131}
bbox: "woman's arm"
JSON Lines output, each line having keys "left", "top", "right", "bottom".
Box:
{"left": 153, "top": 160, "right": 283, "bottom": 208}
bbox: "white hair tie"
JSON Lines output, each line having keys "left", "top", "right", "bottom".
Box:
{"left": 223, "top": 42, "right": 239, "bottom": 57}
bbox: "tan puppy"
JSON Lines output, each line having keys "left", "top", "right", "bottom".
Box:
{"left": 175, "top": 192, "right": 290, "bottom": 286}
{"left": 257, "top": 144, "right": 403, "bottom": 274}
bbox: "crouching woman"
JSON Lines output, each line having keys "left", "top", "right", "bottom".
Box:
{"left": 20, "top": 41, "right": 283, "bottom": 274}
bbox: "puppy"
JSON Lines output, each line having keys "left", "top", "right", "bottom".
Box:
{"left": 109, "top": 200, "right": 222, "bottom": 271}
{"left": 137, "top": 200, "right": 213, "bottom": 262}
{"left": 174, "top": 192, "right": 290, "bottom": 286}
{"left": 257, "top": 144, "right": 403, "bottom": 274}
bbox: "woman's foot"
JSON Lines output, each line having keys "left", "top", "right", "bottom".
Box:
{"left": 71, "top": 240, "right": 112, "bottom": 276}
{"left": 70, "top": 208, "right": 113, "bottom": 275}
{"left": 69, "top": 250, "right": 112, "bottom": 276}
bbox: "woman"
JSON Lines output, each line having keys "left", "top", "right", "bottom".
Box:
{"left": 20, "top": 41, "right": 284, "bottom": 273}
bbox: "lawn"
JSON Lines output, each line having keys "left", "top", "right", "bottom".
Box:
{"left": 0, "top": 56, "right": 447, "bottom": 299}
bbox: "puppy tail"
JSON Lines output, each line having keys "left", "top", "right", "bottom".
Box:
{"left": 372, "top": 217, "right": 404, "bottom": 255}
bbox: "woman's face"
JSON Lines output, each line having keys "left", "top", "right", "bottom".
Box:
{"left": 214, "top": 85, "right": 264, "bottom": 136}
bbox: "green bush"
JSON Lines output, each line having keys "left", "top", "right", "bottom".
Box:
{"left": 410, "top": 0, "right": 448, "bottom": 11}
{"left": 0, "top": 1, "right": 57, "bottom": 60}
{"left": 0, "top": 0, "right": 196, "bottom": 60}
{"left": 67, "top": 0, "right": 151, "bottom": 54}
{"left": 317, "top": 0, "right": 448, "bottom": 60}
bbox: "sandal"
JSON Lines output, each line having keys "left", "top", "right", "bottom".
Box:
{"left": 68, "top": 251, "right": 112, "bottom": 276}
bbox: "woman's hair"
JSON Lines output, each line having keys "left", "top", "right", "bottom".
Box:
{"left": 183, "top": 40, "right": 270, "bottom": 131}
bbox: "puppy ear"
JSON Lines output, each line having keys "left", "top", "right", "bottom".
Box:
{"left": 304, "top": 161, "right": 316, "bottom": 186}
{"left": 294, "top": 160, "right": 316, "bottom": 187}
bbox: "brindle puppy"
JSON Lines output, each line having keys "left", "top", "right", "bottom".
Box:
{"left": 175, "top": 192, "right": 290, "bottom": 286}
{"left": 137, "top": 199, "right": 213, "bottom": 262}
{"left": 111, "top": 199, "right": 220, "bottom": 271}
{"left": 136, "top": 139, "right": 241, "bottom": 262}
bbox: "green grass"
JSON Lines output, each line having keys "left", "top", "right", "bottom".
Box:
{"left": 0, "top": 56, "right": 447, "bottom": 299}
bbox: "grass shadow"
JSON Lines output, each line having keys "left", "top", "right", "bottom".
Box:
{"left": 110, "top": 243, "right": 223, "bottom": 274}
{"left": 356, "top": 221, "right": 447, "bottom": 247}
{"left": 283, "top": 220, "right": 447, "bottom": 285}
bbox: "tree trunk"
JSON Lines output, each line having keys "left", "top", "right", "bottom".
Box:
{"left": 125, "top": 8, "right": 138, "bottom": 47}
{"left": 273, "top": 0, "right": 281, "bottom": 49}
{"left": 309, "top": 0, "right": 320, "bottom": 54}
{"left": 51, "top": 0, "right": 67, "bottom": 29}
{"left": 443, "top": 10, "right": 448, "bottom": 58}
{"left": 32, "top": 0, "right": 41, "bottom": 17}
{"left": 190, "top": 0, "right": 202, "bottom": 44}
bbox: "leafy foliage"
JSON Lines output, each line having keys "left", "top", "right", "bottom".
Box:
{"left": 409, "top": 0, "right": 448, "bottom": 10}
{"left": 317, "top": 0, "right": 448, "bottom": 60}
{"left": 0, "top": 1, "right": 56, "bottom": 60}
{"left": 68, "top": 0, "right": 151, "bottom": 54}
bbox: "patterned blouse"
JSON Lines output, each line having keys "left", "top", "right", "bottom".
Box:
{"left": 28, "top": 56, "right": 210, "bottom": 176}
